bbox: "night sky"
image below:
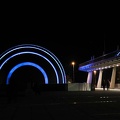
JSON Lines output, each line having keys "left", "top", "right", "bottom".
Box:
{"left": 1, "top": 5, "right": 120, "bottom": 83}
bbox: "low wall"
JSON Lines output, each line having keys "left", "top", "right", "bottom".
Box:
{"left": 68, "top": 83, "right": 92, "bottom": 91}
{"left": 37, "top": 84, "right": 68, "bottom": 91}
{"left": 0, "top": 84, "right": 68, "bottom": 95}
{"left": 115, "top": 84, "right": 120, "bottom": 89}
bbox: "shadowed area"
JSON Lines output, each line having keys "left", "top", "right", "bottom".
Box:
{"left": 0, "top": 89, "right": 120, "bottom": 120}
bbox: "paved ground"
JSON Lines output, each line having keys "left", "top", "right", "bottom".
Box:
{"left": 0, "top": 89, "right": 120, "bottom": 120}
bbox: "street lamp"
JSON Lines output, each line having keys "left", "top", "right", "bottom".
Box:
{"left": 72, "top": 61, "right": 75, "bottom": 83}
{"left": 94, "top": 70, "right": 96, "bottom": 87}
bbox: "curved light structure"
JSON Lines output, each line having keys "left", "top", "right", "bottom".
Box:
{"left": 0, "top": 44, "right": 66, "bottom": 84}
{"left": 6, "top": 62, "right": 48, "bottom": 85}
{"left": 117, "top": 52, "right": 120, "bottom": 56}
{"left": 1, "top": 51, "right": 59, "bottom": 84}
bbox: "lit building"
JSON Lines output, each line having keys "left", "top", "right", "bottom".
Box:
{"left": 78, "top": 49, "right": 120, "bottom": 89}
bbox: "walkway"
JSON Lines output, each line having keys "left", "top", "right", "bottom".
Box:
{"left": 0, "top": 89, "right": 120, "bottom": 120}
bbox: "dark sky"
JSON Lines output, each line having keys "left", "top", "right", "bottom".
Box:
{"left": 1, "top": 5, "right": 120, "bottom": 82}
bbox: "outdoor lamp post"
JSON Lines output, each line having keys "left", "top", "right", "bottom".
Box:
{"left": 72, "top": 61, "right": 75, "bottom": 83}
{"left": 94, "top": 70, "right": 96, "bottom": 87}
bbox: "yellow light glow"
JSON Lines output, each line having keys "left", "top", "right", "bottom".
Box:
{"left": 72, "top": 62, "right": 75, "bottom": 65}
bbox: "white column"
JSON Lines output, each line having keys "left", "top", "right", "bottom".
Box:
{"left": 110, "top": 67, "right": 116, "bottom": 89}
{"left": 97, "top": 70, "right": 103, "bottom": 88}
{"left": 87, "top": 71, "right": 93, "bottom": 84}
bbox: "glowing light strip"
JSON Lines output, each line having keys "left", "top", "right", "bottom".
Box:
{"left": 1, "top": 51, "right": 59, "bottom": 84}
{"left": 0, "top": 44, "right": 66, "bottom": 83}
{"left": 117, "top": 52, "right": 120, "bottom": 56}
{"left": 6, "top": 62, "right": 48, "bottom": 85}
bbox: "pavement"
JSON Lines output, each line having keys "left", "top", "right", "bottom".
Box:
{"left": 0, "top": 88, "right": 120, "bottom": 120}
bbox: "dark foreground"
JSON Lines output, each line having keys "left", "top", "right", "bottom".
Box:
{"left": 0, "top": 89, "right": 120, "bottom": 120}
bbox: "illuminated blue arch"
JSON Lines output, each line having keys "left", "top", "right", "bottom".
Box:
{"left": 6, "top": 62, "right": 48, "bottom": 85}
{"left": 0, "top": 44, "right": 66, "bottom": 84}
{"left": 117, "top": 52, "right": 120, "bottom": 56}
{"left": 1, "top": 51, "right": 59, "bottom": 84}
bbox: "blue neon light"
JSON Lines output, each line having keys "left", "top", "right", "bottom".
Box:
{"left": 117, "top": 52, "right": 120, "bottom": 56}
{"left": 6, "top": 62, "right": 48, "bottom": 85}
{"left": 0, "top": 44, "right": 66, "bottom": 83}
{"left": 1, "top": 51, "right": 59, "bottom": 84}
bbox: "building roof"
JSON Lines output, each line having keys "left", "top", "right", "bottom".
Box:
{"left": 78, "top": 50, "right": 120, "bottom": 72}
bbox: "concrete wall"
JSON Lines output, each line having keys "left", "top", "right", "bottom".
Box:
{"left": 68, "top": 83, "right": 91, "bottom": 91}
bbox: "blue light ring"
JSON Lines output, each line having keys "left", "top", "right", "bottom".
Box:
{"left": 0, "top": 44, "right": 66, "bottom": 83}
{"left": 6, "top": 62, "right": 48, "bottom": 85}
{"left": 1, "top": 51, "right": 59, "bottom": 84}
